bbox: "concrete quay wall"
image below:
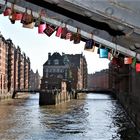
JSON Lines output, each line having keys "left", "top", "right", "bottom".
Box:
{"left": 115, "top": 92, "right": 140, "bottom": 134}
{"left": 111, "top": 65, "right": 140, "bottom": 133}
{"left": 0, "top": 93, "right": 12, "bottom": 101}
{"left": 0, "top": 92, "right": 29, "bottom": 102}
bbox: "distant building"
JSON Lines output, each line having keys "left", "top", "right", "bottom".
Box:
{"left": 18, "top": 50, "right": 24, "bottom": 90}
{"left": 41, "top": 52, "right": 87, "bottom": 91}
{"left": 0, "top": 34, "right": 31, "bottom": 96}
{"left": 67, "top": 53, "right": 87, "bottom": 89}
{"left": 41, "top": 52, "right": 72, "bottom": 90}
{"left": 88, "top": 69, "right": 109, "bottom": 89}
{"left": 24, "top": 55, "right": 30, "bottom": 90}
{"left": 14, "top": 46, "right": 30, "bottom": 91}
{"left": 0, "top": 35, "right": 8, "bottom": 94}
{"left": 29, "top": 69, "right": 41, "bottom": 90}
{"left": 6, "top": 39, "right": 15, "bottom": 92}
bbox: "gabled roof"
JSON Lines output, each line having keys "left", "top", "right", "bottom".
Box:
{"left": 43, "top": 52, "right": 85, "bottom": 68}
{"left": 67, "top": 54, "right": 82, "bottom": 68}
{"left": 43, "top": 52, "right": 66, "bottom": 66}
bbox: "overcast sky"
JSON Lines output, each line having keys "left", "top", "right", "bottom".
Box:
{"left": 0, "top": 15, "right": 109, "bottom": 76}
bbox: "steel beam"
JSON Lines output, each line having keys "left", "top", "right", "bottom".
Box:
{"left": 47, "top": 0, "right": 140, "bottom": 29}
{"left": 0, "top": 0, "right": 140, "bottom": 60}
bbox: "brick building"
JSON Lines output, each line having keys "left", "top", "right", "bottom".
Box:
{"left": 29, "top": 69, "right": 41, "bottom": 90}
{"left": 0, "top": 35, "right": 8, "bottom": 94}
{"left": 67, "top": 53, "right": 87, "bottom": 90}
{"left": 88, "top": 69, "right": 109, "bottom": 90}
{"left": 41, "top": 52, "right": 72, "bottom": 90}
{"left": 0, "top": 34, "right": 30, "bottom": 97}
{"left": 108, "top": 57, "right": 140, "bottom": 130}
{"left": 41, "top": 52, "right": 87, "bottom": 91}
{"left": 18, "top": 50, "right": 24, "bottom": 90}
{"left": 14, "top": 46, "right": 30, "bottom": 91}
{"left": 6, "top": 39, "right": 15, "bottom": 92}
{"left": 24, "top": 56, "right": 30, "bottom": 89}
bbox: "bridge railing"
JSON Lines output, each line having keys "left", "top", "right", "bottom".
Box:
{"left": 76, "top": 88, "right": 113, "bottom": 94}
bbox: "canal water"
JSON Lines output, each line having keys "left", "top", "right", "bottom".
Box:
{"left": 0, "top": 93, "right": 139, "bottom": 140}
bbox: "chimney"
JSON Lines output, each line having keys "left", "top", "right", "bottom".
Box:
{"left": 62, "top": 52, "right": 65, "bottom": 56}
{"left": 48, "top": 53, "right": 51, "bottom": 58}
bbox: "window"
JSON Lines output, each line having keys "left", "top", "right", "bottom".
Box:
{"left": 65, "top": 71, "right": 67, "bottom": 78}
{"left": 49, "top": 69, "right": 52, "bottom": 72}
{"left": 57, "top": 68, "right": 59, "bottom": 73}
{"left": 60, "top": 69, "right": 64, "bottom": 73}
{"left": 46, "top": 69, "right": 48, "bottom": 72}
{"left": 48, "top": 60, "right": 51, "bottom": 65}
{"left": 54, "top": 59, "right": 59, "bottom": 65}
{"left": 53, "top": 69, "right": 56, "bottom": 73}
{"left": 57, "top": 74, "right": 63, "bottom": 79}
{"left": 50, "top": 74, "right": 54, "bottom": 77}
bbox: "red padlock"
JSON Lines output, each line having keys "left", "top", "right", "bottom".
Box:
{"left": 124, "top": 57, "right": 132, "bottom": 64}
{"left": 12, "top": 12, "right": 23, "bottom": 20}
{"left": 66, "top": 32, "right": 72, "bottom": 40}
{"left": 43, "top": 24, "right": 56, "bottom": 37}
{"left": 55, "top": 26, "right": 62, "bottom": 37}
{"left": 38, "top": 22, "right": 46, "bottom": 34}
{"left": 136, "top": 63, "right": 140, "bottom": 72}
{"left": 3, "top": 7, "right": 12, "bottom": 16}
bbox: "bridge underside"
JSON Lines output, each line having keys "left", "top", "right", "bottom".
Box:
{"left": 1, "top": 0, "right": 140, "bottom": 59}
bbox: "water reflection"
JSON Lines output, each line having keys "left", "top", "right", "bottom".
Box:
{"left": 108, "top": 101, "right": 139, "bottom": 140}
{"left": 0, "top": 93, "right": 139, "bottom": 140}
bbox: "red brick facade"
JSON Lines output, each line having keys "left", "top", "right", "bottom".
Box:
{"left": 29, "top": 69, "right": 41, "bottom": 90}
{"left": 0, "top": 35, "right": 30, "bottom": 96}
{"left": 88, "top": 69, "right": 109, "bottom": 90}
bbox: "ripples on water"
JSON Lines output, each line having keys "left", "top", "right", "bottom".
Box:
{"left": 0, "top": 93, "right": 139, "bottom": 140}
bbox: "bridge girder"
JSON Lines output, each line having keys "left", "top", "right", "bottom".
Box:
{"left": 1, "top": 0, "right": 140, "bottom": 59}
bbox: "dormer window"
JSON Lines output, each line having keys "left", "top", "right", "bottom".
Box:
{"left": 54, "top": 59, "right": 59, "bottom": 65}
{"left": 63, "top": 56, "right": 69, "bottom": 65}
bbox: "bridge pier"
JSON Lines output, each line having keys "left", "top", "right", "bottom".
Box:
{"left": 39, "top": 91, "right": 55, "bottom": 105}
{"left": 39, "top": 90, "right": 76, "bottom": 105}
